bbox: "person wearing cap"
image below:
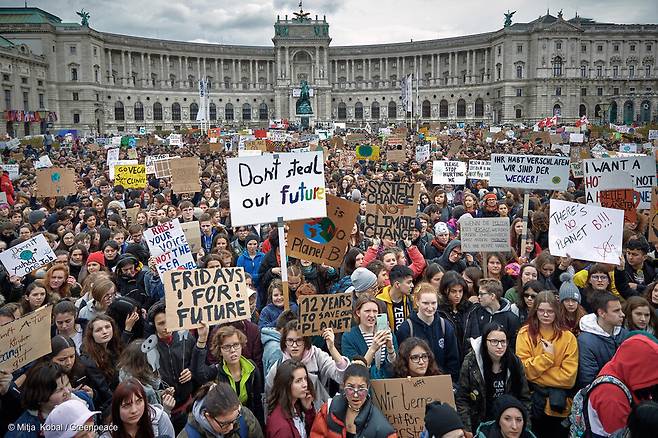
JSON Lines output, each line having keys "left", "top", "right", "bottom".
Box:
{"left": 28, "top": 209, "right": 47, "bottom": 233}
{"left": 479, "top": 192, "right": 500, "bottom": 218}
{"left": 474, "top": 394, "right": 537, "bottom": 438}
{"left": 43, "top": 399, "right": 99, "bottom": 438}
{"left": 424, "top": 222, "right": 452, "bottom": 261}
{"left": 559, "top": 273, "right": 587, "bottom": 336}
{"left": 422, "top": 400, "right": 470, "bottom": 438}
{"left": 346, "top": 266, "right": 379, "bottom": 303}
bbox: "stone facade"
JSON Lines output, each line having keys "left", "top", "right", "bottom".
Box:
{"left": 0, "top": 7, "right": 657, "bottom": 135}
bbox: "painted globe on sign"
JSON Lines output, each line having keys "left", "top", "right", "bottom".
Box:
{"left": 303, "top": 217, "right": 337, "bottom": 244}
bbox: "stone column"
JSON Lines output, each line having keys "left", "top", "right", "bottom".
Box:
{"left": 448, "top": 52, "right": 452, "bottom": 85}
{"left": 249, "top": 60, "right": 253, "bottom": 88}
{"left": 285, "top": 47, "right": 290, "bottom": 80}
{"left": 214, "top": 59, "right": 219, "bottom": 86}
{"left": 266, "top": 60, "right": 270, "bottom": 86}
{"left": 108, "top": 49, "right": 113, "bottom": 84}
{"left": 179, "top": 56, "right": 183, "bottom": 88}
{"left": 466, "top": 50, "right": 470, "bottom": 83}
{"left": 315, "top": 46, "right": 320, "bottom": 79}
{"left": 472, "top": 50, "right": 476, "bottom": 83}
{"left": 121, "top": 51, "right": 126, "bottom": 86}
{"left": 220, "top": 59, "right": 224, "bottom": 88}
{"left": 159, "top": 55, "right": 164, "bottom": 88}
{"left": 485, "top": 48, "right": 489, "bottom": 82}
{"left": 139, "top": 53, "right": 145, "bottom": 87}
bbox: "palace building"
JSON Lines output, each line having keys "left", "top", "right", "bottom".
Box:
{"left": 0, "top": 6, "right": 656, "bottom": 136}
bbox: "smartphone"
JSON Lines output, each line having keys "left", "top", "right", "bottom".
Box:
{"left": 376, "top": 314, "right": 389, "bottom": 333}
{"left": 75, "top": 376, "right": 87, "bottom": 387}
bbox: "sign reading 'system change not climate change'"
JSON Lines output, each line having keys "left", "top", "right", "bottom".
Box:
{"left": 227, "top": 151, "right": 326, "bottom": 226}
{"left": 489, "top": 154, "right": 570, "bottom": 190}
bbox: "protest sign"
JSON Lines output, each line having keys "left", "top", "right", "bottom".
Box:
{"left": 108, "top": 159, "right": 138, "bottom": 180}
{"left": 363, "top": 181, "right": 420, "bottom": 241}
{"left": 355, "top": 144, "right": 380, "bottom": 161}
{"left": 1, "top": 164, "right": 19, "bottom": 180}
{"left": 467, "top": 160, "right": 491, "bottom": 180}
{"left": 415, "top": 144, "right": 430, "bottom": 164}
{"left": 337, "top": 150, "right": 356, "bottom": 169}
{"left": 570, "top": 133, "right": 584, "bottom": 143}
{"left": 489, "top": 154, "right": 570, "bottom": 191}
{"left": 145, "top": 154, "right": 169, "bottom": 174}
{"left": 170, "top": 157, "right": 201, "bottom": 194}
{"left": 106, "top": 148, "right": 120, "bottom": 162}
{"left": 0, "top": 234, "right": 56, "bottom": 277}
{"left": 238, "top": 149, "right": 262, "bottom": 157}
{"left": 448, "top": 139, "right": 462, "bottom": 156}
{"left": 114, "top": 164, "right": 146, "bottom": 189}
{"left": 111, "top": 136, "right": 121, "bottom": 147}
{"left": 154, "top": 158, "right": 172, "bottom": 178}
{"left": 619, "top": 143, "right": 638, "bottom": 153}
{"left": 36, "top": 167, "right": 76, "bottom": 198}
{"left": 548, "top": 199, "right": 624, "bottom": 264}
{"left": 330, "top": 136, "right": 345, "bottom": 149}
{"left": 34, "top": 155, "right": 53, "bottom": 169}
{"left": 600, "top": 189, "right": 640, "bottom": 223}
{"left": 287, "top": 195, "right": 359, "bottom": 268}
{"left": 583, "top": 156, "right": 656, "bottom": 208}
{"left": 371, "top": 375, "right": 455, "bottom": 438}
{"left": 291, "top": 146, "right": 311, "bottom": 154}
{"left": 649, "top": 130, "right": 658, "bottom": 140}
{"left": 0, "top": 305, "right": 52, "bottom": 372}
{"left": 163, "top": 267, "right": 250, "bottom": 331}
{"left": 246, "top": 140, "right": 268, "bottom": 151}
{"left": 0, "top": 192, "right": 6, "bottom": 204}
{"left": 226, "top": 151, "right": 326, "bottom": 226}
{"left": 571, "top": 161, "right": 584, "bottom": 178}
{"left": 386, "top": 149, "right": 406, "bottom": 163}
{"left": 649, "top": 187, "right": 658, "bottom": 243}
{"left": 297, "top": 292, "right": 353, "bottom": 336}
{"left": 551, "top": 144, "right": 571, "bottom": 155}
{"left": 120, "top": 206, "right": 140, "bottom": 227}
{"left": 459, "top": 218, "right": 510, "bottom": 252}
{"left": 432, "top": 160, "right": 467, "bottom": 184}
{"left": 346, "top": 133, "right": 367, "bottom": 145}
{"left": 169, "top": 133, "right": 183, "bottom": 146}
{"left": 180, "top": 221, "right": 202, "bottom": 254}
{"left": 143, "top": 219, "right": 196, "bottom": 276}
{"left": 127, "top": 148, "right": 138, "bottom": 159}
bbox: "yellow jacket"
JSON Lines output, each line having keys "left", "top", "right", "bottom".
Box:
{"left": 375, "top": 286, "right": 413, "bottom": 332}
{"left": 573, "top": 269, "right": 620, "bottom": 299}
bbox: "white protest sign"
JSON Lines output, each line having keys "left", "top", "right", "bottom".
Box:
{"left": 569, "top": 133, "right": 584, "bottom": 143}
{"left": 291, "top": 146, "right": 311, "bottom": 153}
{"left": 459, "top": 218, "right": 510, "bottom": 252}
{"left": 226, "top": 151, "right": 326, "bottom": 227}
{"left": 108, "top": 159, "right": 138, "bottom": 180}
{"left": 549, "top": 199, "right": 624, "bottom": 264}
{"left": 583, "top": 156, "right": 656, "bottom": 208}
{"left": 111, "top": 136, "right": 121, "bottom": 147}
{"left": 106, "top": 148, "right": 120, "bottom": 163}
{"left": 432, "top": 160, "right": 467, "bottom": 184}
{"left": 145, "top": 154, "right": 169, "bottom": 174}
{"left": 1, "top": 164, "right": 20, "bottom": 180}
{"left": 489, "top": 154, "right": 570, "bottom": 190}
{"left": 0, "top": 192, "right": 6, "bottom": 204}
{"left": 649, "top": 130, "right": 658, "bottom": 140}
{"left": 490, "top": 127, "right": 502, "bottom": 133}
{"left": 415, "top": 144, "right": 430, "bottom": 164}
{"left": 169, "top": 134, "right": 183, "bottom": 146}
{"left": 571, "top": 161, "right": 584, "bottom": 178}
{"left": 143, "top": 218, "right": 197, "bottom": 276}
{"left": 467, "top": 160, "right": 491, "bottom": 180}
{"left": 238, "top": 149, "right": 262, "bottom": 157}
{"left": 34, "top": 155, "right": 53, "bottom": 169}
{"left": 551, "top": 144, "right": 571, "bottom": 155}
{"left": 619, "top": 143, "right": 638, "bottom": 153}
{"left": 0, "top": 234, "right": 56, "bottom": 277}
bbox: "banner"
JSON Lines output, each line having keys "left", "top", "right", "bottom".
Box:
{"left": 0, "top": 234, "right": 56, "bottom": 277}
{"left": 489, "top": 154, "right": 570, "bottom": 190}
{"left": 467, "top": 160, "right": 491, "bottom": 180}
{"left": 143, "top": 219, "right": 196, "bottom": 275}
{"left": 548, "top": 199, "right": 624, "bottom": 264}
{"left": 432, "top": 160, "right": 467, "bottom": 185}
{"left": 170, "top": 157, "right": 201, "bottom": 194}
{"left": 0, "top": 305, "right": 52, "bottom": 372}
{"left": 108, "top": 159, "right": 138, "bottom": 180}
{"left": 355, "top": 144, "right": 380, "bottom": 161}
{"left": 298, "top": 292, "right": 353, "bottom": 336}
{"left": 371, "top": 375, "right": 455, "bottom": 438}
{"left": 226, "top": 151, "right": 326, "bottom": 226}
{"left": 600, "top": 189, "right": 640, "bottom": 223}
{"left": 363, "top": 181, "right": 420, "bottom": 241}
{"left": 163, "top": 267, "right": 250, "bottom": 330}
{"left": 114, "top": 164, "right": 146, "bottom": 189}
{"left": 583, "top": 156, "right": 656, "bottom": 208}
{"left": 35, "top": 167, "right": 77, "bottom": 198}
{"left": 287, "top": 195, "right": 359, "bottom": 268}
{"left": 459, "top": 218, "right": 510, "bottom": 252}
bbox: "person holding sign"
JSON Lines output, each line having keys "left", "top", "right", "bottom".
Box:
{"left": 258, "top": 280, "right": 299, "bottom": 329}
{"left": 266, "top": 360, "right": 317, "bottom": 438}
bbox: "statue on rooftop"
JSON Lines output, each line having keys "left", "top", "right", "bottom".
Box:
{"left": 76, "top": 9, "right": 90, "bottom": 27}
{"left": 504, "top": 10, "right": 516, "bottom": 28}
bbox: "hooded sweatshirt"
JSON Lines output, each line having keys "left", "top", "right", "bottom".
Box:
{"left": 438, "top": 239, "right": 468, "bottom": 273}
{"left": 260, "top": 326, "right": 282, "bottom": 377}
{"left": 179, "top": 393, "right": 263, "bottom": 438}
{"left": 576, "top": 313, "right": 628, "bottom": 389}
{"left": 464, "top": 298, "right": 521, "bottom": 350}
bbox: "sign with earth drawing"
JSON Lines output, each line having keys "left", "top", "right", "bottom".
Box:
{"left": 0, "top": 234, "right": 57, "bottom": 277}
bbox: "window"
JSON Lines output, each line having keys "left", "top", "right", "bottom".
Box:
{"left": 629, "top": 65, "right": 635, "bottom": 78}
{"left": 552, "top": 57, "right": 563, "bottom": 77}
{"left": 497, "top": 46, "right": 501, "bottom": 55}
{"left": 556, "top": 87, "right": 562, "bottom": 96}
{"left": 134, "top": 102, "right": 144, "bottom": 121}
{"left": 517, "top": 44, "right": 523, "bottom": 54}
{"left": 647, "top": 44, "right": 652, "bottom": 52}
{"left": 153, "top": 102, "right": 163, "bottom": 121}
{"left": 95, "top": 93, "right": 99, "bottom": 101}
{"left": 38, "top": 93, "right": 44, "bottom": 108}
{"left": 210, "top": 103, "right": 217, "bottom": 120}
{"left": 456, "top": 99, "right": 466, "bottom": 117}
{"left": 71, "top": 68, "right": 78, "bottom": 81}
{"left": 516, "top": 65, "right": 523, "bottom": 79}
{"left": 21, "top": 77, "right": 27, "bottom": 84}
{"left": 69, "top": 46, "right": 76, "bottom": 55}
{"left": 439, "top": 100, "right": 448, "bottom": 118}
{"left": 355, "top": 102, "right": 364, "bottom": 119}
{"left": 421, "top": 100, "right": 430, "bottom": 118}
{"left": 613, "top": 44, "right": 619, "bottom": 52}
{"left": 73, "top": 113, "right": 80, "bottom": 124}
{"left": 71, "top": 92, "right": 78, "bottom": 101}
{"left": 93, "top": 47, "right": 97, "bottom": 56}
{"left": 597, "top": 87, "right": 603, "bottom": 96}
{"left": 475, "top": 98, "right": 484, "bottom": 117}
{"left": 556, "top": 42, "right": 562, "bottom": 50}
{"left": 646, "top": 65, "right": 652, "bottom": 77}
{"left": 172, "top": 102, "right": 181, "bottom": 121}
{"left": 581, "top": 87, "right": 587, "bottom": 96}
{"left": 596, "top": 66, "right": 602, "bottom": 77}
{"left": 581, "top": 44, "right": 587, "bottom": 52}
{"left": 225, "top": 103, "right": 233, "bottom": 120}
{"left": 22, "top": 91, "right": 28, "bottom": 110}
{"left": 581, "top": 66, "right": 587, "bottom": 78}
{"left": 516, "top": 88, "right": 522, "bottom": 97}
{"left": 189, "top": 103, "right": 198, "bottom": 121}
{"left": 114, "top": 101, "right": 124, "bottom": 120}
{"left": 630, "top": 44, "right": 636, "bottom": 52}
{"left": 2, "top": 74, "right": 8, "bottom": 81}
{"left": 258, "top": 103, "right": 267, "bottom": 120}
{"left": 516, "top": 108, "right": 522, "bottom": 118}
{"left": 388, "top": 101, "right": 397, "bottom": 118}
{"left": 613, "top": 87, "right": 620, "bottom": 95}
{"left": 613, "top": 66, "right": 619, "bottom": 77}
{"left": 337, "top": 102, "right": 346, "bottom": 119}
{"left": 371, "top": 102, "right": 380, "bottom": 119}
{"left": 242, "top": 103, "right": 251, "bottom": 120}
{"left": 38, "top": 80, "right": 43, "bottom": 86}
{"left": 496, "top": 64, "right": 501, "bottom": 80}
{"left": 597, "top": 45, "right": 603, "bottom": 52}
{"left": 94, "top": 68, "right": 99, "bottom": 83}
{"left": 4, "top": 90, "right": 10, "bottom": 108}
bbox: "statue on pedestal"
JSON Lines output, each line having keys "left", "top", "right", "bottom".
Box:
{"left": 296, "top": 80, "right": 313, "bottom": 115}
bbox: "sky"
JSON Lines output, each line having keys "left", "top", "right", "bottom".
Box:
{"left": 3, "top": 0, "right": 657, "bottom": 46}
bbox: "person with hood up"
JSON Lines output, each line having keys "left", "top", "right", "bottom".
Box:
{"left": 474, "top": 395, "right": 537, "bottom": 438}
{"left": 421, "top": 400, "right": 469, "bottom": 438}
{"left": 236, "top": 233, "right": 264, "bottom": 289}
{"left": 115, "top": 253, "right": 150, "bottom": 308}
{"left": 438, "top": 240, "right": 476, "bottom": 274}
{"left": 0, "top": 169, "right": 15, "bottom": 206}
{"left": 423, "top": 222, "right": 452, "bottom": 261}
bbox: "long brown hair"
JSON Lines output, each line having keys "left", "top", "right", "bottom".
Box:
{"left": 525, "top": 291, "right": 567, "bottom": 343}
{"left": 44, "top": 265, "right": 72, "bottom": 298}
{"left": 266, "top": 359, "right": 315, "bottom": 418}
{"left": 109, "top": 379, "right": 155, "bottom": 438}
{"left": 82, "top": 314, "right": 123, "bottom": 380}
{"left": 392, "top": 338, "right": 442, "bottom": 377}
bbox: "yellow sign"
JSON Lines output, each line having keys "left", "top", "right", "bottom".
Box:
{"left": 114, "top": 164, "right": 147, "bottom": 189}
{"left": 355, "top": 144, "right": 380, "bottom": 161}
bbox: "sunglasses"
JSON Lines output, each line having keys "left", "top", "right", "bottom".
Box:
{"left": 344, "top": 386, "right": 369, "bottom": 399}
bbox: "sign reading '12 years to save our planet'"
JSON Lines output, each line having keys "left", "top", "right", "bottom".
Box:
{"left": 226, "top": 151, "right": 327, "bottom": 226}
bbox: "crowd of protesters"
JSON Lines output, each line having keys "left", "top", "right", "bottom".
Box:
{"left": 0, "top": 122, "right": 658, "bottom": 438}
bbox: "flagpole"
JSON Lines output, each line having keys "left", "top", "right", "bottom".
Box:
{"left": 415, "top": 63, "right": 419, "bottom": 133}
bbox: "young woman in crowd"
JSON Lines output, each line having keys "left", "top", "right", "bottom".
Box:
{"left": 485, "top": 252, "right": 515, "bottom": 291}
{"left": 579, "top": 264, "right": 615, "bottom": 313}
{"left": 474, "top": 395, "right": 537, "bottom": 438}
{"left": 463, "top": 266, "right": 483, "bottom": 299}
{"left": 266, "top": 359, "right": 316, "bottom": 438}
{"left": 505, "top": 263, "right": 539, "bottom": 304}
{"left": 623, "top": 296, "right": 658, "bottom": 334}
{"left": 423, "top": 262, "right": 446, "bottom": 291}
{"left": 437, "top": 271, "right": 474, "bottom": 359}
{"left": 391, "top": 337, "right": 443, "bottom": 378}
{"left": 68, "top": 244, "right": 88, "bottom": 280}
{"left": 511, "top": 280, "right": 544, "bottom": 326}
{"left": 43, "top": 264, "right": 75, "bottom": 299}
{"left": 78, "top": 275, "right": 117, "bottom": 322}
{"left": 46, "top": 335, "right": 94, "bottom": 401}
{"left": 19, "top": 282, "right": 49, "bottom": 315}
{"left": 53, "top": 299, "right": 84, "bottom": 352}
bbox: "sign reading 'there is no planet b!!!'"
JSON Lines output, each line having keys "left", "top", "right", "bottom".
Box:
{"left": 227, "top": 151, "right": 327, "bottom": 226}
{"left": 489, "top": 154, "right": 570, "bottom": 191}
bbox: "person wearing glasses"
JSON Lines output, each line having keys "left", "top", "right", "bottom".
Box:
{"left": 266, "top": 360, "right": 316, "bottom": 438}
{"left": 455, "top": 323, "right": 531, "bottom": 434}
{"left": 310, "top": 362, "right": 397, "bottom": 438}
{"left": 178, "top": 382, "right": 263, "bottom": 438}
{"left": 515, "top": 291, "right": 578, "bottom": 438}
{"left": 264, "top": 320, "right": 348, "bottom": 412}
{"left": 437, "top": 240, "right": 476, "bottom": 274}
{"left": 392, "top": 337, "right": 443, "bottom": 378}
{"left": 579, "top": 264, "right": 615, "bottom": 313}
{"left": 194, "top": 324, "right": 265, "bottom": 428}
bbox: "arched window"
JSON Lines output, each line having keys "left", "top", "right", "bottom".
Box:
{"left": 225, "top": 103, "right": 234, "bottom": 121}
{"left": 579, "top": 104, "right": 587, "bottom": 117}
{"left": 553, "top": 57, "right": 563, "bottom": 77}
{"left": 242, "top": 103, "right": 251, "bottom": 120}
{"left": 594, "top": 104, "right": 602, "bottom": 118}
{"left": 623, "top": 100, "right": 634, "bottom": 124}
{"left": 388, "top": 101, "right": 397, "bottom": 118}
{"left": 153, "top": 102, "right": 163, "bottom": 121}
{"left": 354, "top": 102, "right": 363, "bottom": 119}
{"left": 516, "top": 65, "right": 523, "bottom": 79}
{"left": 553, "top": 104, "right": 561, "bottom": 116}
{"left": 641, "top": 100, "right": 651, "bottom": 123}
{"left": 71, "top": 68, "right": 78, "bottom": 81}
{"left": 114, "top": 101, "right": 124, "bottom": 121}
{"left": 259, "top": 103, "right": 268, "bottom": 120}
{"left": 457, "top": 99, "right": 466, "bottom": 117}
{"left": 172, "top": 102, "right": 181, "bottom": 121}
{"left": 421, "top": 100, "right": 431, "bottom": 118}
{"left": 515, "top": 108, "right": 523, "bottom": 119}
{"left": 134, "top": 102, "right": 144, "bottom": 121}
{"left": 474, "top": 98, "right": 484, "bottom": 117}
{"left": 439, "top": 99, "right": 448, "bottom": 118}
{"left": 337, "top": 102, "right": 347, "bottom": 119}
{"left": 190, "top": 103, "right": 198, "bottom": 121}
{"left": 609, "top": 101, "right": 618, "bottom": 122}
{"left": 371, "top": 101, "right": 380, "bottom": 119}
{"left": 209, "top": 103, "right": 217, "bottom": 120}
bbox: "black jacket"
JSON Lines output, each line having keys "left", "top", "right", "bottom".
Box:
{"left": 156, "top": 332, "right": 197, "bottom": 408}
{"left": 463, "top": 299, "right": 521, "bottom": 350}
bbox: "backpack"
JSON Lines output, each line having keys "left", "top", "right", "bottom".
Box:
{"left": 567, "top": 375, "right": 633, "bottom": 438}
{"left": 405, "top": 316, "right": 446, "bottom": 340}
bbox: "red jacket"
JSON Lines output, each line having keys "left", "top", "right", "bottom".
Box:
{"left": 0, "top": 172, "right": 15, "bottom": 206}
{"left": 362, "top": 245, "right": 427, "bottom": 282}
{"left": 266, "top": 404, "right": 315, "bottom": 438}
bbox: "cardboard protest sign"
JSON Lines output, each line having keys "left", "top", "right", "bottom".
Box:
{"left": 459, "top": 218, "right": 510, "bottom": 252}
{"left": 371, "top": 375, "right": 455, "bottom": 438}
{"left": 127, "top": 149, "right": 138, "bottom": 159}
{"left": 145, "top": 155, "right": 169, "bottom": 174}
{"left": 386, "top": 149, "right": 406, "bottom": 163}
{"left": 649, "top": 187, "right": 658, "bottom": 243}
{"left": 346, "top": 133, "right": 367, "bottom": 145}
{"left": 600, "top": 189, "right": 640, "bottom": 223}
{"left": 448, "top": 139, "right": 462, "bottom": 156}
{"left": 246, "top": 140, "right": 268, "bottom": 151}
{"left": 489, "top": 154, "right": 570, "bottom": 191}
{"left": 36, "top": 167, "right": 76, "bottom": 198}
{"left": 1, "top": 164, "right": 19, "bottom": 180}
{"left": 330, "top": 136, "right": 345, "bottom": 149}
{"left": 287, "top": 195, "right": 359, "bottom": 268}
{"left": 467, "top": 160, "right": 491, "bottom": 180}
{"left": 432, "top": 160, "right": 467, "bottom": 184}
{"left": 154, "top": 158, "right": 172, "bottom": 178}
{"left": 583, "top": 156, "right": 656, "bottom": 208}
{"left": 0, "top": 305, "right": 52, "bottom": 372}
{"left": 355, "top": 144, "right": 380, "bottom": 161}
{"left": 114, "top": 164, "right": 146, "bottom": 189}
{"left": 0, "top": 234, "right": 56, "bottom": 277}
{"left": 180, "top": 221, "right": 202, "bottom": 254}
{"left": 415, "top": 144, "right": 430, "bottom": 164}
{"left": 143, "top": 219, "right": 197, "bottom": 275}
{"left": 163, "top": 267, "right": 250, "bottom": 330}
{"left": 107, "top": 148, "right": 120, "bottom": 162}
{"left": 170, "top": 157, "right": 201, "bottom": 194}
{"left": 337, "top": 150, "right": 356, "bottom": 169}
{"left": 549, "top": 199, "right": 624, "bottom": 264}
{"left": 120, "top": 206, "right": 140, "bottom": 227}
{"left": 226, "top": 151, "right": 326, "bottom": 227}
{"left": 363, "top": 181, "right": 420, "bottom": 241}
{"left": 298, "top": 292, "right": 353, "bottom": 336}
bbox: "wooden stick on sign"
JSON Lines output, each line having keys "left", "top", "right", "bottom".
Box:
{"left": 520, "top": 192, "right": 530, "bottom": 263}
{"left": 278, "top": 216, "right": 290, "bottom": 311}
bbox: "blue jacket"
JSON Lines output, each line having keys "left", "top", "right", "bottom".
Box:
{"left": 396, "top": 311, "right": 461, "bottom": 382}
{"left": 576, "top": 313, "right": 628, "bottom": 388}
{"left": 258, "top": 303, "right": 298, "bottom": 329}
{"left": 341, "top": 325, "right": 398, "bottom": 379}
{"left": 261, "top": 326, "right": 282, "bottom": 377}
{"left": 236, "top": 250, "right": 265, "bottom": 287}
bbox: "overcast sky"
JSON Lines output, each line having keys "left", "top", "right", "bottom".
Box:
{"left": 5, "top": 0, "right": 658, "bottom": 46}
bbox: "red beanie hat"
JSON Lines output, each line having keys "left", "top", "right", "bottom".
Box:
{"left": 87, "top": 251, "right": 106, "bottom": 267}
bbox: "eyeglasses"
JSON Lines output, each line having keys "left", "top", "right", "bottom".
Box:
{"left": 285, "top": 338, "right": 304, "bottom": 347}
{"left": 487, "top": 339, "right": 507, "bottom": 347}
{"left": 208, "top": 408, "right": 241, "bottom": 428}
{"left": 590, "top": 275, "right": 608, "bottom": 281}
{"left": 450, "top": 249, "right": 462, "bottom": 256}
{"left": 409, "top": 353, "right": 429, "bottom": 363}
{"left": 523, "top": 293, "right": 537, "bottom": 299}
{"left": 344, "top": 386, "right": 369, "bottom": 399}
{"left": 478, "top": 291, "right": 493, "bottom": 297}
{"left": 537, "top": 309, "right": 555, "bottom": 316}
{"left": 220, "top": 343, "right": 242, "bottom": 352}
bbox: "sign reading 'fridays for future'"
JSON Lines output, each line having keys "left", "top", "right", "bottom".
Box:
{"left": 489, "top": 154, "right": 570, "bottom": 191}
